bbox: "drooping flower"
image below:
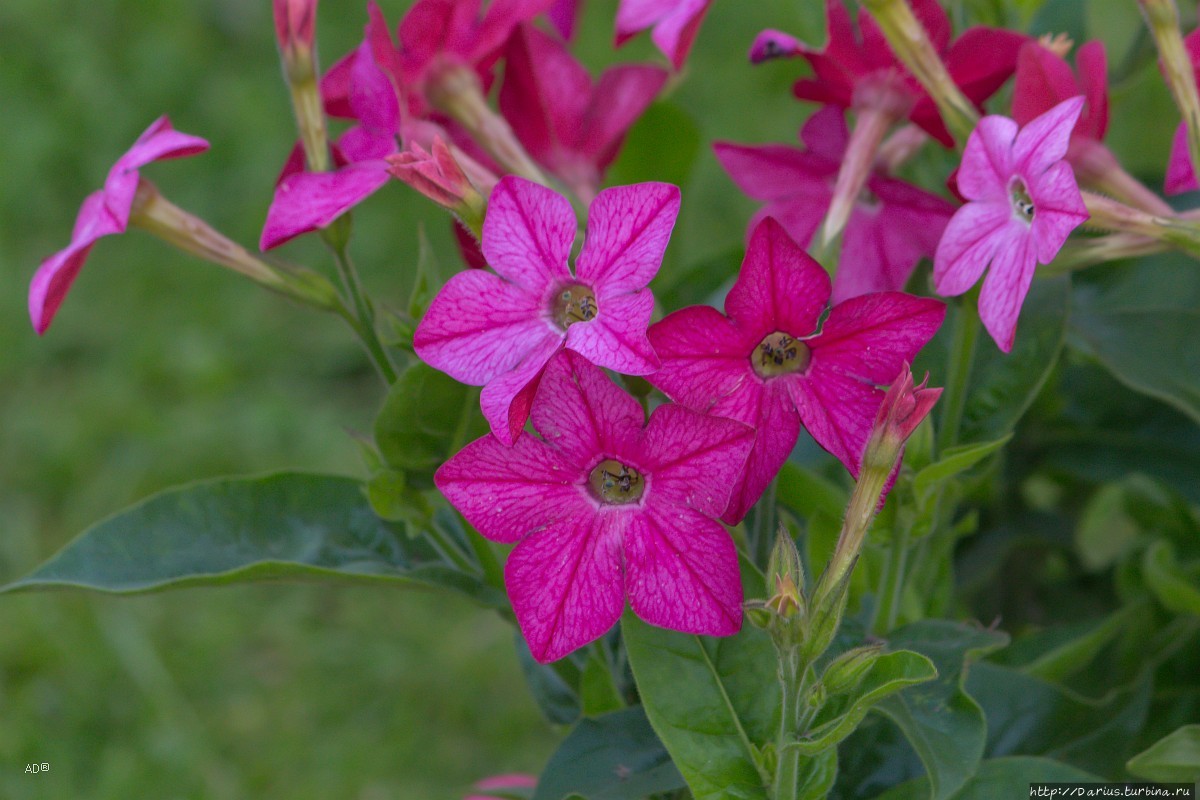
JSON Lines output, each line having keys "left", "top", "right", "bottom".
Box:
{"left": 615, "top": 0, "right": 713, "bottom": 70}
{"left": 415, "top": 176, "right": 678, "bottom": 444}
{"left": 750, "top": 0, "right": 1025, "bottom": 147}
{"left": 648, "top": 218, "right": 945, "bottom": 525}
{"left": 29, "top": 116, "right": 209, "bottom": 334}
{"left": 715, "top": 105, "right": 954, "bottom": 302}
{"left": 437, "top": 350, "right": 754, "bottom": 663}
{"left": 499, "top": 23, "right": 668, "bottom": 201}
{"left": 933, "top": 97, "right": 1089, "bottom": 352}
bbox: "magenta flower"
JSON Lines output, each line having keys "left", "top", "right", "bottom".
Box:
{"left": 648, "top": 218, "right": 944, "bottom": 524}
{"left": 615, "top": 0, "right": 713, "bottom": 70}
{"left": 465, "top": 773, "right": 537, "bottom": 800}
{"left": 1166, "top": 29, "right": 1200, "bottom": 194}
{"left": 751, "top": 0, "right": 1025, "bottom": 146}
{"left": 500, "top": 23, "right": 668, "bottom": 200}
{"left": 415, "top": 176, "right": 678, "bottom": 444}
{"left": 437, "top": 350, "right": 754, "bottom": 663}
{"left": 933, "top": 97, "right": 1089, "bottom": 352}
{"left": 29, "top": 116, "right": 209, "bottom": 334}
{"left": 715, "top": 106, "right": 954, "bottom": 303}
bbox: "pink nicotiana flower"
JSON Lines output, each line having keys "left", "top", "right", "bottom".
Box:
{"left": 715, "top": 105, "right": 954, "bottom": 303}
{"left": 649, "top": 218, "right": 945, "bottom": 525}
{"left": 437, "top": 350, "right": 754, "bottom": 663}
{"left": 615, "top": 0, "right": 713, "bottom": 70}
{"left": 500, "top": 23, "right": 668, "bottom": 201}
{"left": 934, "top": 97, "right": 1089, "bottom": 352}
{"left": 29, "top": 116, "right": 209, "bottom": 335}
{"left": 751, "top": 0, "right": 1025, "bottom": 146}
{"left": 415, "top": 176, "right": 678, "bottom": 444}
{"left": 547, "top": 0, "right": 581, "bottom": 40}
{"left": 1166, "top": 29, "right": 1200, "bottom": 194}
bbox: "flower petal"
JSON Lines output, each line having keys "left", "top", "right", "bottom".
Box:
{"left": 726, "top": 217, "right": 830, "bottom": 338}
{"left": 413, "top": 269, "right": 552, "bottom": 385}
{"left": 1166, "top": 122, "right": 1198, "bottom": 195}
{"left": 566, "top": 289, "right": 661, "bottom": 375}
{"left": 1075, "top": 41, "right": 1109, "bottom": 142}
{"left": 625, "top": 504, "right": 742, "bottom": 636}
{"left": 435, "top": 432, "right": 586, "bottom": 543}
{"left": 583, "top": 65, "right": 669, "bottom": 169}
{"left": 259, "top": 162, "right": 391, "bottom": 250}
{"left": 933, "top": 201, "right": 1018, "bottom": 297}
{"left": 647, "top": 0, "right": 713, "bottom": 70}
{"left": 719, "top": 380, "right": 799, "bottom": 525}
{"left": 575, "top": 182, "right": 680, "bottom": 295}
{"left": 1012, "top": 40, "right": 1079, "bottom": 128}
{"left": 1012, "top": 96, "right": 1084, "bottom": 178}
{"left": 104, "top": 116, "right": 210, "bottom": 217}
{"left": 811, "top": 292, "right": 946, "bottom": 385}
{"left": 647, "top": 305, "right": 754, "bottom": 411}
{"left": 1028, "top": 161, "right": 1087, "bottom": 263}
{"left": 977, "top": 230, "right": 1037, "bottom": 352}
{"left": 789, "top": 364, "right": 881, "bottom": 475}
{"left": 638, "top": 404, "right": 754, "bottom": 519}
{"left": 957, "top": 115, "right": 1017, "bottom": 201}
{"left": 480, "top": 333, "right": 564, "bottom": 445}
{"left": 713, "top": 141, "right": 836, "bottom": 203}
{"left": 482, "top": 176, "right": 575, "bottom": 292}
{"left": 506, "top": 513, "right": 625, "bottom": 663}
{"left": 29, "top": 191, "right": 120, "bottom": 335}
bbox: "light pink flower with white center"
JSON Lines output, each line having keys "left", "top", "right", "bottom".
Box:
{"left": 648, "top": 218, "right": 945, "bottom": 525}
{"left": 933, "top": 96, "right": 1089, "bottom": 352}
{"left": 29, "top": 116, "right": 209, "bottom": 334}
{"left": 615, "top": 0, "right": 713, "bottom": 70}
{"left": 415, "top": 176, "right": 678, "bottom": 445}
{"left": 437, "top": 351, "right": 754, "bottom": 663}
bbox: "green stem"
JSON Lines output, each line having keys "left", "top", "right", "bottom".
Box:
{"left": 774, "top": 649, "right": 804, "bottom": 800}
{"left": 936, "top": 293, "right": 981, "bottom": 456}
{"left": 425, "top": 516, "right": 479, "bottom": 576}
{"left": 466, "top": 526, "right": 505, "bottom": 590}
{"left": 330, "top": 242, "right": 398, "bottom": 385}
{"left": 875, "top": 523, "right": 911, "bottom": 633}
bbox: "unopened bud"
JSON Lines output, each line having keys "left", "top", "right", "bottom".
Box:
{"left": 863, "top": 362, "right": 942, "bottom": 474}
{"left": 822, "top": 644, "right": 884, "bottom": 694}
{"left": 387, "top": 138, "right": 487, "bottom": 237}
{"left": 274, "top": 0, "right": 329, "bottom": 173}
{"left": 274, "top": 0, "right": 316, "bottom": 63}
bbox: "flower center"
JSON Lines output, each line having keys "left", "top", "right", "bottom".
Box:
{"left": 1009, "top": 177, "right": 1035, "bottom": 222}
{"left": 588, "top": 459, "right": 644, "bottom": 505}
{"left": 752, "top": 331, "right": 811, "bottom": 378}
{"left": 553, "top": 284, "right": 598, "bottom": 330}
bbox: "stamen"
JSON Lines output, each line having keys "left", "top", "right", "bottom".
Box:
{"left": 1009, "top": 177, "right": 1035, "bottom": 222}
{"left": 588, "top": 459, "right": 645, "bottom": 505}
{"left": 752, "top": 331, "right": 811, "bottom": 378}
{"left": 553, "top": 284, "right": 599, "bottom": 330}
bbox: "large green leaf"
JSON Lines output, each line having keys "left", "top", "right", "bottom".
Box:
{"left": 1069, "top": 253, "right": 1200, "bottom": 425}
{"left": 874, "top": 621, "right": 1009, "bottom": 800}
{"left": 1126, "top": 725, "right": 1200, "bottom": 783}
{"left": 623, "top": 614, "right": 778, "bottom": 800}
{"left": 0, "top": 473, "right": 504, "bottom": 609}
{"left": 874, "top": 757, "right": 1102, "bottom": 800}
{"left": 1142, "top": 539, "right": 1200, "bottom": 616}
{"left": 533, "top": 706, "right": 685, "bottom": 800}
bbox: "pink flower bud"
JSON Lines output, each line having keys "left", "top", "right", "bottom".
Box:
{"left": 273, "top": 0, "right": 316, "bottom": 54}
{"left": 867, "top": 363, "right": 942, "bottom": 463}
{"left": 387, "top": 137, "right": 487, "bottom": 235}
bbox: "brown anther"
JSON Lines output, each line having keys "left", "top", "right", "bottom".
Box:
{"left": 553, "top": 284, "right": 599, "bottom": 330}
{"left": 588, "top": 459, "right": 645, "bottom": 505}
{"left": 752, "top": 331, "right": 811, "bottom": 378}
{"left": 1009, "top": 177, "right": 1035, "bottom": 222}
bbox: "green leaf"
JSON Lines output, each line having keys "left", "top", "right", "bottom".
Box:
{"left": 658, "top": 246, "right": 741, "bottom": 311}
{"left": 1142, "top": 539, "right": 1200, "bottom": 616}
{"left": 793, "top": 650, "right": 936, "bottom": 755}
{"left": 1069, "top": 253, "right": 1200, "bottom": 425}
{"left": 0, "top": 473, "right": 505, "bottom": 609}
{"left": 776, "top": 462, "right": 850, "bottom": 523}
{"left": 874, "top": 757, "right": 1102, "bottom": 800}
{"left": 516, "top": 636, "right": 582, "bottom": 726}
{"left": 874, "top": 621, "right": 1009, "bottom": 800}
{"left": 1019, "top": 606, "right": 1138, "bottom": 683}
{"left": 623, "top": 614, "right": 778, "bottom": 800}
{"left": 580, "top": 651, "right": 624, "bottom": 717}
{"left": 374, "top": 361, "right": 486, "bottom": 489}
{"left": 532, "top": 706, "right": 685, "bottom": 800}
{"left": 959, "top": 275, "right": 1070, "bottom": 442}
{"left": 608, "top": 101, "right": 701, "bottom": 191}
{"left": 912, "top": 435, "right": 1012, "bottom": 509}
{"left": 1075, "top": 483, "right": 1142, "bottom": 571}
{"left": 1127, "top": 725, "right": 1200, "bottom": 784}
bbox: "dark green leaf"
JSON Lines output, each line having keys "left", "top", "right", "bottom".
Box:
{"left": 1018, "top": 606, "right": 1138, "bottom": 683}
{"left": 374, "top": 361, "right": 486, "bottom": 489}
{"left": 657, "top": 246, "right": 740, "bottom": 311}
{"left": 532, "top": 706, "right": 685, "bottom": 800}
{"left": 1126, "top": 725, "right": 1200, "bottom": 783}
{"left": 1142, "top": 539, "right": 1200, "bottom": 616}
{"left": 580, "top": 651, "right": 624, "bottom": 717}
{"left": 608, "top": 101, "right": 702, "bottom": 191}
{"left": 777, "top": 462, "right": 850, "bottom": 524}
{"left": 874, "top": 757, "right": 1102, "bottom": 800}
{"left": 0, "top": 473, "right": 505, "bottom": 608}
{"left": 517, "top": 635, "right": 582, "bottom": 726}
{"left": 912, "top": 436, "right": 1011, "bottom": 509}
{"left": 623, "top": 614, "right": 778, "bottom": 800}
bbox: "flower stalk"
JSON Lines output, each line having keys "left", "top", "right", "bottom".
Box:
{"left": 821, "top": 106, "right": 896, "bottom": 246}
{"left": 274, "top": 0, "right": 330, "bottom": 173}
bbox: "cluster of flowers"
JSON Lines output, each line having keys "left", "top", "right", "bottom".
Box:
{"left": 35, "top": 0, "right": 1200, "bottom": 664}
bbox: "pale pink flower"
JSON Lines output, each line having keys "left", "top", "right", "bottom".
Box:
{"left": 437, "top": 351, "right": 754, "bottom": 663}
{"left": 615, "top": 0, "right": 713, "bottom": 70}
{"left": 415, "top": 176, "right": 678, "bottom": 444}
{"left": 648, "top": 218, "right": 944, "bottom": 524}
{"left": 29, "top": 116, "right": 209, "bottom": 334}
{"left": 464, "top": 773, "right": 537, "bottom": 800}
{"left": 933, "top": 97, "right": 1088, "bottom": 352}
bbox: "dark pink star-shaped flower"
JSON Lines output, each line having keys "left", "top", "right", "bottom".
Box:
{"left": 649, "top": 218, "right": 945, "bottom": 524}
{"left": 615, "top": 0, "right": 713, "bottom": 70}
{"left": 437, "top": 350, "right": 754, "bottom": 663}
{"left": 500, "top": 23, "right": 667, "bottom": 200}
{"left": 29, "top": 116, "right": 209, "bottom": 334}
{"left": 934, "top": 97, "right": 1089, "bottom": 352}
{"left": 751, "top": 0, "right": 1025, "bottom": 146}
{"left": 415, "top": 176, "right": 679, "bottom": 444}
{"left": 715, "top": 106, "right": 954, "bottom": 303}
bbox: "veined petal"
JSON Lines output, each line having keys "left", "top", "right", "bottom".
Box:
{"left": 413, "top": 269, "right": 550, "bottom": 385}
{"left": 1012, "top": 40, "right": 1079, "bottom": 128}
{"left": 639, "top": 404, "right": 754, "bottom": 519}
{"left": 713, "top": 141, "right": 836, "bottom": 202}
{"left": 944, "top": 27, "right": 1027, "bottom": 107}
{"left": 482, "top": 176, "right": 575, "bottom": 292}
{"left": 933, "top": 201, "right": 1017, "bottom": 296}
{"left": 507, "top": 512, "right": 625, "bottom": 663}
{"left": 1075, "top": 41, "right": 1109, "bottom": 142}
{"left": 480, "top": 334, "right": 563, "bottom": 445}
{"left": 726, "top": 217, "right": 830, "bottom": 338}
{"left": 576, "top": 183, "right": 680, "bottom": 295}
{"left": 789, "top": 364, "right": 881, "bottom": 475}
{"left": 347, "top": 41, "right": 400, "bottom": 137}
{"left": 647, "top": 0, "right": 712, "bottom": 70}
{"left": 583, "top": 65, "right": 669, "bottom": 168}
{"left": 1028, "top": 161, "right": 1087, "bottom": 263}
{"left": 566, "top": 290, "right": 660, "bottom": 375}
{"left": 435, "top": 433, "right": 586, "bottom": 543}
{"left": 799, "top": 105, "right": 851, "bottom": 163}
{"left": 977, "top": 230, "right": 1037, "bottom": 352}
{"left": 647, "top": 305, "right": 754, "bottom": 411}
{"left": 1012, "top": 96, "right": 1084, "bottom": 178}
{"left": 720, "top": 380, "right": 799, "bottom": 525}
{"left": 472, "top": 0, "right": 557, "bottom": 67}
{"left": 398, "top": 0, "right": 480, "bottom": 79}
{"left": 531, "top": 350, "right": 645, "bottom": 468}
{"left": 810, "top": 292, "right": 946, "bottom": 384}
{"left": 259, "top": 162, "right": 390, "bottom": 250}
{"left": 958, "top": 115, "right": 1017, "bottom": 201}
{"left": 625, "top": 504, "right": 742, "bottom": 636}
